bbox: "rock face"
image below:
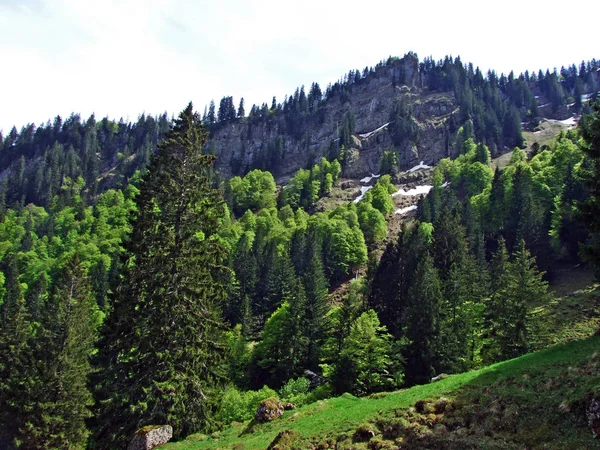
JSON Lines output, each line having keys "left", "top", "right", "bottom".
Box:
{"left": 208, "top": 54, "right": 457, "bottom": 183}
{"left": 128, "top": 425, "right": 173, "bottom": 450}
{"left": 588, "top": 397, "right": 600, "bottom": 438}
{"left": 255, "top": 397, "right": 285, "bottom": 422}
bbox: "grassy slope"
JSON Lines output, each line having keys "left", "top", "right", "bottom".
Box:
{"left": 165, "top": 334, "right": 600, "bottom": 449}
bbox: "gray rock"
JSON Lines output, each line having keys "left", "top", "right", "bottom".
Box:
{"left": 255, "top": 397, "right": 284, "bottom": 422}
{"left": 128, "top": 425, "right": 173, "bottom": 450}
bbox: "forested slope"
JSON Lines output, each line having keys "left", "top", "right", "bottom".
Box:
{"left": 0, "top": 53, "right": 599, "bottom": 448}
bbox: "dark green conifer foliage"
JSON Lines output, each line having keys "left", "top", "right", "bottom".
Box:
{"left": 21, "top": 256, "right": 97, "bottom": 449}
{"left": 577, "top": 103, "right": 600, "bottom": 277}
{"left": 90, "top": 103, "right": 231, "bottom": 448}
{"left": 25, "top": 273, "right": 47, "bottom": 321}
{"left": 403, "top": 253, "right": 441, "bottom": 386}
{"left": 0, "top": 253, "right": 34, "bottom": 447}
{"left": 486, "top": 240, "right": 549, "bottom": 362}
{"left": 302, "top": 235, "right": 329, "bottom": 370}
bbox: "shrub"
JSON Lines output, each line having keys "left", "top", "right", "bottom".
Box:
{"left": 279, "top": 377, "right": 311, "bottom": 400}
{"left": 218, "top": 386, "right": 278, "bottom": 425}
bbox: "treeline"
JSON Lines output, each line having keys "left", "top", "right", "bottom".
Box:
{"left": 1, "top": 55, "right": 598, "bottom": 206}
{"left": 0, "top": 113, "right": 170, "bottom": 208}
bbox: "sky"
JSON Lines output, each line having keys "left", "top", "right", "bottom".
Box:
{"left": 1, "top": 0, "right": 599, "bottom": 133}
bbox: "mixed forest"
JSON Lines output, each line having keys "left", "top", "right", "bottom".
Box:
{"left": 0, "top": 53, "right": 599, "bottom": 449}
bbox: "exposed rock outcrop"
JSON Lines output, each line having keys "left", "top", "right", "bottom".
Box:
{"left": 209, "top": 54, "right": 457, "bottom": 183}
{"left": 255, "top": 397, "right": 285, "bottom": 422}
{"left": 128, "top": 425, "right": 173, "bottom": 450}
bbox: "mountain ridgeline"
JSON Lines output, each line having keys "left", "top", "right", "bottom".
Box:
{"left": 1, "top": 53, "right": 599, "bottom": 208}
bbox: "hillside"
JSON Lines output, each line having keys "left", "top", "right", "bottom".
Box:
{"left": 165, "top": 334, "right": 600, "bottom": 449}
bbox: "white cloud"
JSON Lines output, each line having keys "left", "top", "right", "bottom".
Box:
{"left": 1, "top": 0, "right": 599, "bottom": 133}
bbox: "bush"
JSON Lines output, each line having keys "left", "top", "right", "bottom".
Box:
{"left": 218, "top": 386, "right": 278, "bottom": 425}
{"left": 279, "top": 377, "right": 311, "bottom": 400}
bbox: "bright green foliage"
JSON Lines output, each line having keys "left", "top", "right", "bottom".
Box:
{"left": 226, "top": 169, "right": 277, "bottom": 216}
{"left": 356, "top": 201, "right": 387, "bottom": 244}
{"left": 279, "top": 377, "right": 311, "bottom": 401}
{"left": 217, "top": 386, "right": 278, "bottom": 425}
{"left": 279, "top": 158, "right": 341, "bottom": 210}
{"left": 463, "top": 162, "right": 493, "bottom": 197}
{"left": 370, "top": 175, "right": 395, "bottom": 215}
{"left": 315, "top": 205, "right": 368, "bottom": 280}
{"left": 91, "top": 103, "right": 231, "bottom": 447}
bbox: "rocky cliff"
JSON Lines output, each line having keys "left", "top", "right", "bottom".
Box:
{"left": 208, "top": 55, "right": 459, "bottom": 182}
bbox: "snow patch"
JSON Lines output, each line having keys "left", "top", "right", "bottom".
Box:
{"left": 358, "top": 122, "right": 391, "bottom": 139}
{"left": 392, "top": 185, "right": 433, "bottom": 197}
{"left": 442, "top": 181, "right": 450, "bottom": 188}
{"left": 353, "top": 186, "right": 373, "bottom": 203}
{"left": 360, "top": 174, "right": 381, "bottom": 184}
{"left": 395, "top": 205, "right": 418, "bottom": 215}
{"left": 407, "top": 161, "right": 432, "bottom": 173}
{"left": 560, "top": 117, "right": 577, "bottom": 126}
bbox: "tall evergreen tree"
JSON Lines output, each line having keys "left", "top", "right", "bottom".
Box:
{"left": 90, "top": 103, "right": 231, "bottom": 448}
{"left": 302, "top": 235, "right": 329, "bottom": 370}
{"left": 403, "top": 253, "right": 442, "bottom": 386}
{"left": 577, "top": 103, "right": 600, "bottom": 277}
{"left": 21, "top": 256, "right": 97, "bottom": 449}
{"left": 0, "top": 253, "right": 34, "bottom": 447}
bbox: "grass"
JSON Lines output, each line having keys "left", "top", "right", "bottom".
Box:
{"left": 164, "top": 334, "right": 600, "bottom": 449}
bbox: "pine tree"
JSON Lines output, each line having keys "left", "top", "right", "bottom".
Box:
{"left": 0, "top": 253, "right": 34, "bottom": 447}
{"left": 486, "top": 240, "right": 549, "bottom": 361}
{"left": 577, "top": 103, "right": 600, "bottom": 277}
{"left": 90, "top": 103, "right": 231, "bottom": 448}
{"left": 403, "top": 253, "right": 442, "bottom": 385}
{"left": 302, "top": 236, "right": 329, "bottom": 370}
{"left": 21, "top": 256, "right": 97, "bottom": 449}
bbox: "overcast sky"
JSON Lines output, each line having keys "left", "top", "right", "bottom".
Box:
{"left": 1, "top": 0, "right": 598, "bottom": 133}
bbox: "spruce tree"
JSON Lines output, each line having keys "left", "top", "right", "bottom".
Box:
{"left": 403, "top": 253, "right": 442, "bottom": 386}
{"left": 21, "top": 256, "right": 97, "bottom": 449}
{"left": 487, "top": 240, "right": 550, "bottom": 361}
{"left": 0, "top": 253, "right": 34, "bottom": 447}
{"left": 577, "top": 103, "right": 600, "bottom": 277}
{"left": 90, "top": 103, "right": 231, "bottom": 448}
{"left": 302, "top": 235, "right": 329, "bottom": 370}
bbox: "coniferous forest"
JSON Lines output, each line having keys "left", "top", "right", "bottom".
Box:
{"left": 0, "top": 53, "right": 600, "bottom": 448}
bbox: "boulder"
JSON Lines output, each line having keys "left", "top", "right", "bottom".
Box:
{"left": 588, "top": 397, "right": 600, "bottom": 438}
{"left": 255, "top": 397, "right": 284, "bottom": 422}
{"left": 128, "top": 425, "right": 173, "bottom": 450}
